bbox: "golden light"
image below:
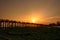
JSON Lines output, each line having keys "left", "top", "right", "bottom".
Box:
{"left": 30, "top": 17, "right": 43, "bottom": 23}
{"left": 32, "top": 19, "right": 36, "bottom": 23}
{"left": 30, "top": 17, "right": 38, "bottom": 23}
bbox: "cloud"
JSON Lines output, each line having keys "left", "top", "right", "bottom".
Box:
{"left": 45, "top": 16, "right": 60, "bottom": 20}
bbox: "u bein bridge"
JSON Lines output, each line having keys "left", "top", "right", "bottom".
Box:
{"left": 0, "top": 19, "right": 41, "bottom": 28}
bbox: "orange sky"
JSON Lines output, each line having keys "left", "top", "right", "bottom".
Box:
{"left": 0, "top": 0, "right": 60, "bottom": 24}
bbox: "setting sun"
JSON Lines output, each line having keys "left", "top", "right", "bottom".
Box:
{"left": 32, "top": 19, "right": 36, "bottom": 23}
{"left": 30, "top": 16, "right": 40, "bottom": 23}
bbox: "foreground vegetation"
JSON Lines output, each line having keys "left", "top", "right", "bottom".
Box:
{"left": 0, "top": 27, "right": 60, "bottom": 40}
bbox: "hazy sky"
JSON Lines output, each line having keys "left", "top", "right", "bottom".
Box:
{"left": 0, "top": 0, "right": 60, "bottom": 24}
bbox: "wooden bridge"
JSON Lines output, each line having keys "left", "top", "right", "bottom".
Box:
{"left": 0, "top": 19, "right": 40, "bottom": 28}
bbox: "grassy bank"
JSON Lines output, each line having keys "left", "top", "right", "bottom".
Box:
{"left": 0, "top": 27, "right": 60, "bottom": 40}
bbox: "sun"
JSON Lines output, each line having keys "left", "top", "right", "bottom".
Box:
{"left": 30, "top": 17, "right": 39, "bottom": 23}
{"left": 31, "top": 19, "right": 36, "bottom": 23}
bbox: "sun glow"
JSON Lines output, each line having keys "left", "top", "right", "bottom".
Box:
{"left": 31, "top": 18, "right": 37, "bottom": 23}
{"left": 32, "top": 19, "right": 36, "bottom": 23}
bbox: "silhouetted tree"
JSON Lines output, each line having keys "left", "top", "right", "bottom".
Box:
{"left": 9, "top": 20, "right": 14, "bottom": 28}
{"left": 49, "top": 23, "right": 56, "bottom": 27}
{"left": 4, "top": 19, "right": 9, "bottom": 28}
{"left": 18, "top": 22, "right": 21, "bottom": 27}
{"left": 0, "top": 19, "right": 5, "bottom": 28}
{"left": 0, "top": 19, "right": 2, "bottom": 27}
{"left": 13, "top": 21, "right": 17, "bottom": 27}
{"left": 56, "top": 21, "right": 60, "bottom": 26}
